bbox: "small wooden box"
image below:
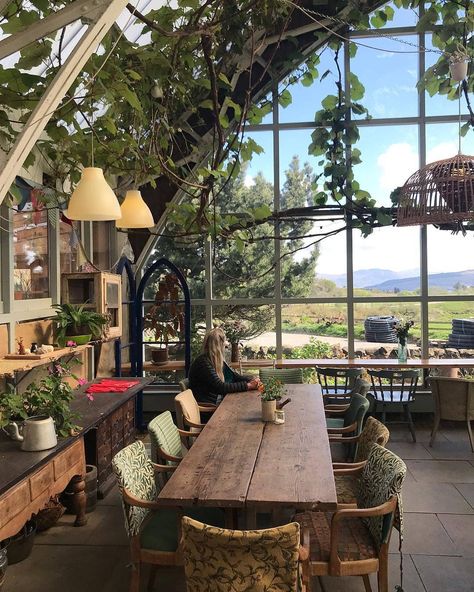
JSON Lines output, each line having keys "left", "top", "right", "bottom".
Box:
{"left": 61, "top": 272, "right": 122, "bottom": 339}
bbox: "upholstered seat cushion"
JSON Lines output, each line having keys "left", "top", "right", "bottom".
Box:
{"left": 326, "top": 418, "right": 344, "bottom": 429}
{"left": 372, "top": 391, "right": 413, "bottom": 403}
{"left": 294, "top": 511, "right": 378, "bottom": 563}
{"left": 141, "top": 507, "right": 225, "bottom": 551}
{"left": 335, "top": 474, "right": 357, "bottom": 505}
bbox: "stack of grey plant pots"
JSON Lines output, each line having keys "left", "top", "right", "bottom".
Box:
{"left": 364, "top": 316, "right": 399, "bottom": 343}
{"left": 447, "top": 318, "right": 474, "bottom": 349}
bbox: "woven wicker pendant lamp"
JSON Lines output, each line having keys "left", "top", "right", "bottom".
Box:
{"left": 397, "top": 154, "right": 474, "bottom": 226}
{"left": 398, "top": 63, "right": 473, "bottom": 227}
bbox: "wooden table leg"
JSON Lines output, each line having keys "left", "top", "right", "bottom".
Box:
{"left": 70, "top": 474, "right": 87, "bottom": 527}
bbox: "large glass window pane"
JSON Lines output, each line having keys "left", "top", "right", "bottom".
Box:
{"left": 353, "top": 226, "right": 420, "bottom": 296}
{"left": 354, "top": 302, "right": 421, "bottom": 355}
{"left": 281, "top": 302, "right": 347, "bottom": 354}
{"left": 368, "top": 1, "right": 418, "bottom": 28}
{"left": 350, "top": 36, "right": 418, "bottom": 118}
{"left": 13, "top": 207, "right": 49, "bottom": 300}
{"left": 213, "top": 131, "right": 274, "bottom": 298}
{"left": 212, "top": 304, "right": 276, "bottom": 361}
{"left": 279, "top": 47, "right": 340, "bottom": 124}
{"left": 428, "top": 301, "right": 474, "bottom": 353}
{"left": 149, "top": 236, "right": 206, "bottom": 299}
{"left": 60, "top": 220, "right": 81, "bottom": 274}
{"left": 356, "top": 125, "right": 419, "bottom": 207}
{"left": 425, "top": 34, "right": 461, "bottom": 117}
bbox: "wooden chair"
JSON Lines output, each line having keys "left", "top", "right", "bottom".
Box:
{"left": 112, "top": 441, "right": 224, "bottom": 592}
{"left": 181, "top": 516, "right": 310, "bottom": 592}
{"left": 147, "top": 410, "right": 194, "bottom": 466}
{"left": 174, "top": 388, "right": 217, "bottom": 433}
{"left": 326, "top": 393, "right": 370, "bottom": 437}
{"left": 179, "top": 377, "right": 190, "bottom": 391}
{"left": 368, "top": 369, "right": 419, "bottom": 442}
{"left": 316, "top": 367, "right": 363, "bottom": 403}
{"left": 295, "top": 444, "right": 406, "bottom": 592}
{"left": 259, "top": 367, "right": 304, "bottom": 384}
{"left": 429, "top": 376, "right": 474, "bottom": 452}
{"left": 330, "top": 417, "right": 390, "bottom": 505}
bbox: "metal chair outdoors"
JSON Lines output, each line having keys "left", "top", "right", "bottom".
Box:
{"left": 323, "top": 377, "right": 371, "bottom": 412}
{"left": 174, "top": 388, "right": 217, "bottom": 433}
{"left": 368, "top": 369, "right": 419, "bottom": 442}
{"left": 316, "top": 367, "right": 363, "bottom": 402}
{"left": 259, "top": 367, "right": 304, "bottom": 384}
{"left": 295, "top": 444, "right": 406, "bottom": 592}
{"left": 181, "top": 516, "right": 310, "bottom": 592}
{"left": 112, "top": 441, "right": 223, "bottom": 592}
{"left": 429, "top": 377, "right": 474, "bottom": 452}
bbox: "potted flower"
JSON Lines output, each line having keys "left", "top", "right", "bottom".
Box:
{"left": 448, "top": 46, "right": 470, "bottom": 81}
{"left": 258, "top": 377, "right": 286, "bottom": 422}
{"left": 0, "top": 359, "right": 84, "bottom": 450}
{"left": 52, "top": 303, "right": 110, "bottom": 346}
{"left": 144, "top": 273, "right": 184, "bottom": 364}
{"left": 392, "top": 319, "right": 414, "bottom": 363}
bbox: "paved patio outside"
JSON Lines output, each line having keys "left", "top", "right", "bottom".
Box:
{"left": 4, "top": 421, "right": 474, "bottom": 592}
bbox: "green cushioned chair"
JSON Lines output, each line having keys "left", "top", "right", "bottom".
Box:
{"left": 148, "top": 410, "right": 192, "bottom": 466}
{"left": 325, "top": 392, "right": 369, "bottom": 437}
{"left": 112, "top": 440, "right": 224, "bottom": 592}
{"left": 259, "top": 367, "right": 304, "bottom": 384}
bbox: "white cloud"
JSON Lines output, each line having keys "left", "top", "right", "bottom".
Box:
{"left": 243, "top": 174, "right": 255, "bottom": 188}
{"left": 377, "top": 142, "right": 418, "bottom": 190}
{"left": 426, "top": 141, "right": 457, "bottom": 163}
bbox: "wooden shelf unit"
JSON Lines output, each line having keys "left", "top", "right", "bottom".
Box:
{"left": 61, "top": 272, "right": 122, "bottom": 339}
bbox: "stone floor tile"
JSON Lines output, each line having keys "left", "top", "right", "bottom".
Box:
{"left": 406, "top": 460, "right": 474, "bottom": 483}
{"left": 438, "top": 514, "right": 474, "bottom": 557}
{"left": 402, "top": 480, "right": 474, "bottom": 514}
{"left": 412, "top": 555, "right": 474, "bottom": 592}
{"left": 5, "top": 545, "right": 131, "bottom": 592}
{"left": 426, "top": 438, "right": 474, "bottom": 461}
{"left": 455, "top": 483, "right": 474, "bottom": 509}
{"left": 440, "top": 425, "right": 474, "bottom": 444}
{"left": 389, "top": 425, "right": 445, "bottom": 444}
{"left": 388, "top": 441, "right": 433, "bottom": 460}
{"left": 389, "top": 513, "right": 458, "bottom": 556}
{"left": 35, "top": 506, "right": 128, "bottom": 547}
{"left": 97, "top": 485, "right": 122, "bottom": 507}
{"left": 316, "top": 554, "right": 424, "bottom": 592}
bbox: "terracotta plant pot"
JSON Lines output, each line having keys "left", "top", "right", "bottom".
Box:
{"left": 261, "top": 399, "right": 276, "bottom": 422}
{"left": 151, "top": 347, "right": 169, "bottom": 365}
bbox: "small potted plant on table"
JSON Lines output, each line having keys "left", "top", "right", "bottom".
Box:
{"left": 52, "top": 303, "right": 110, "bottom": 346}
{"left": 258, "top": 377, "right": 286, "bottom": 422}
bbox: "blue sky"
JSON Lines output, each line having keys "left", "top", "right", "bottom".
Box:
{"left": 243, "top": 21, "right": 474, "bottom": 279}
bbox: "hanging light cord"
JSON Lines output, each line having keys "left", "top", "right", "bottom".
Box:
{"left": 458, "top": 82, "right": 462, "bottom": 155}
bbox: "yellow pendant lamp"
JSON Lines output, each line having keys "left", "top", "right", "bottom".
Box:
{"left": 66, "top": 167, "right": 121, "bottom": 221}
{"left": 116, "top": 190, "right": 154, "bottom": 228}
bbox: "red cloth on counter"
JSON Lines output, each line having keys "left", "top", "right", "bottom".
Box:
{"left": 86, "top": 379, "right": 141, "bottom": 393}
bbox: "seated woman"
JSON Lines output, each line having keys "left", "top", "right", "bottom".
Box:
{"left": 189, "top": 327, "right": 260, "bottom": 405}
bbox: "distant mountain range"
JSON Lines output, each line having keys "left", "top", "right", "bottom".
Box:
{"left": 320, "top": 268, "right": 474, "bottom": 292}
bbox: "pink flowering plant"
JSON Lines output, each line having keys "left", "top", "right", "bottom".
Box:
{"left": 20, "top": 359, "right": 86, "bottom": 437}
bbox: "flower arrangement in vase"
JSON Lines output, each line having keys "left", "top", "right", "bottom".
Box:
{"left": 258, "top": 377, "right": 286, "bottom": 422}
{"left": 392, "top": 319, "right": 414, "bottom": 363}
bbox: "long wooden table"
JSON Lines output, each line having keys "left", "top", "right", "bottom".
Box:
{"left": 158, "top": 384, "right": 337, "bottom": 525}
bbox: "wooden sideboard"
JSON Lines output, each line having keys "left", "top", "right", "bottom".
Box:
{"left": 0, "top": 377, "right": 152, "bottom": 541}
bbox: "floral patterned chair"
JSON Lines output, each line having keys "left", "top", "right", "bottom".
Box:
{"left": 295, "top": 444, "right": 406, "bottom": 592}
{"left": 112, "top": 440, "right": 223, "bottom": 592}
{"left": 181, "top": 516, "right": 310, "bottom": 592}
{"left": 329, "top": 417, "right": 391, "bottom": 504}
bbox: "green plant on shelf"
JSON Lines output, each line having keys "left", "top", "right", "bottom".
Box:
{"left": 52, "top": 303, "right": 110, "bottom": 344}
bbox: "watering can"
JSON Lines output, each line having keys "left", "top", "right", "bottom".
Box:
{"left": 5, "top": 415, "right": 57, "bottom": 451}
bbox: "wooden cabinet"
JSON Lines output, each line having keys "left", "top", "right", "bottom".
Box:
{"left": 90, "top": 398, "right": 136, "bottom": 496}
{"left": 61, "top": 272, "right": 122, "bottom": 339}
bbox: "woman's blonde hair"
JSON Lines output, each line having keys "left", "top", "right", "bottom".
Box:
{"left": 203, "top": 327, "right": 226, "bottom": 381}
